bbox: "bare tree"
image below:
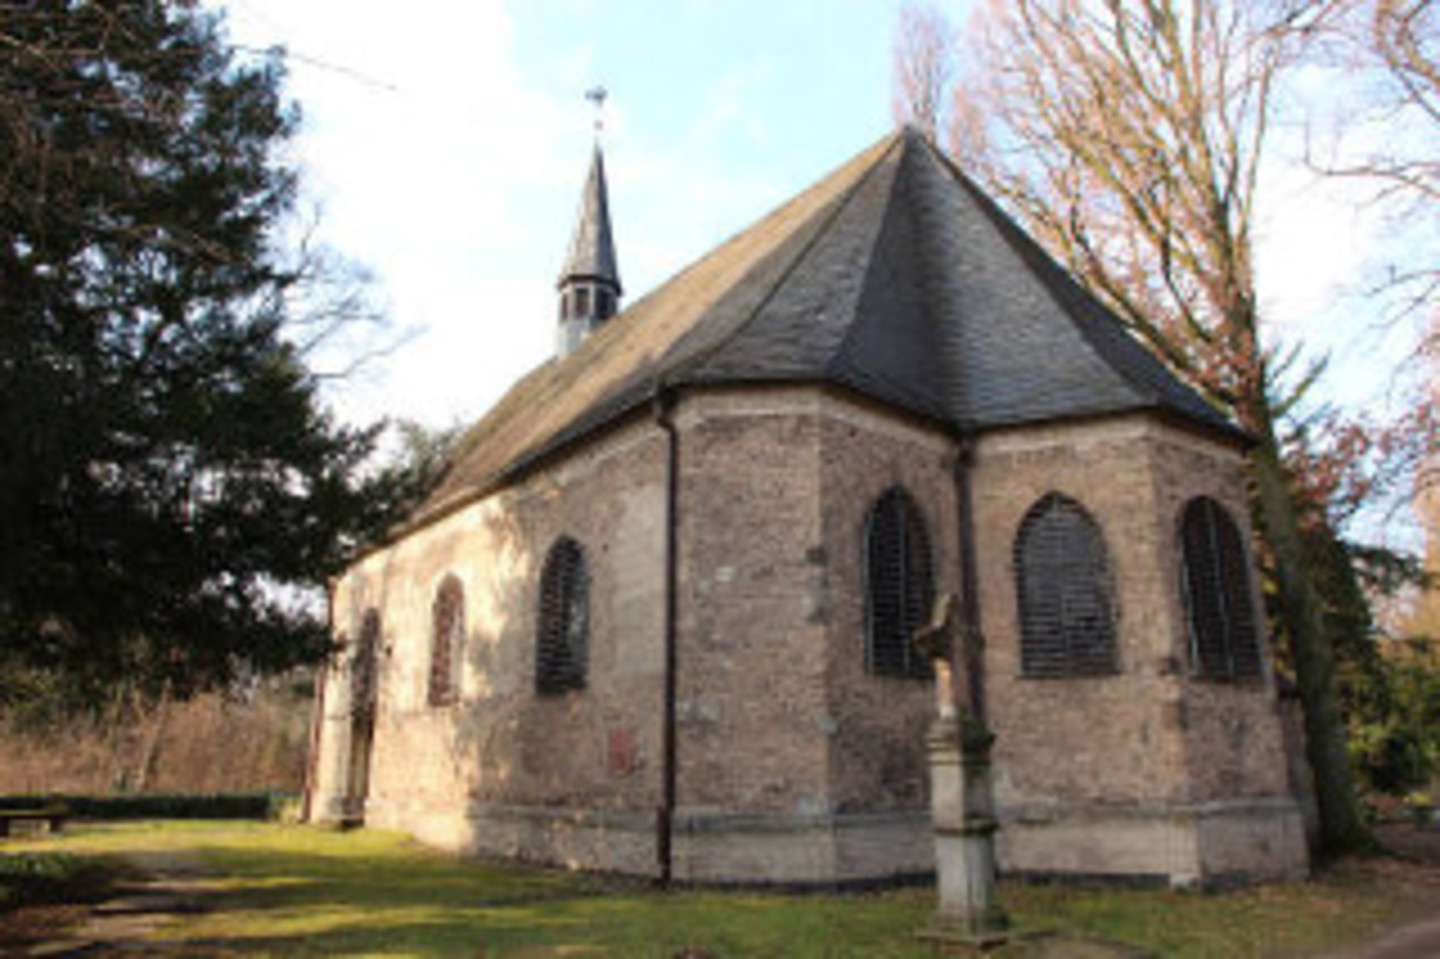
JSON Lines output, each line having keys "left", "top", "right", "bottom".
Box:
{"left": 891, "top": 1, "right": 955, "bottom": 141}
{"left": 943, "top": 0, "right": 1370, "bottom": 854}
{"left": 1297, "top": 1, "right": 1439, "bottom": 349}
{"left": 1371, "top": 1, "right": 1439, "bottom": 180}
{"left": 1361, "top": 0, "right": 1438, "bottom": 345}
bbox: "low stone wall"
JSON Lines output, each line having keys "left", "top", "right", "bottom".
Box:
{"left": 362, "top": 803, "right": 935, "bottom": 885}
{"left": 671, "top": 810, "right": 933, "bottom": 885}
{"left": 328, "top": 789, "right": 1306, "bottom": 888}
{"left": 1194, "top": 798, "right": 1310, "bottom": 883}
{"left": 998, "top": 797, "right": 1308, "bottom": 886}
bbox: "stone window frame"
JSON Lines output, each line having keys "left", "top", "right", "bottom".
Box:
{"left": 352, "top": 609, "right": 382, "bottom": 717}
{"left": 1179, "top": 496, "right": 1263, "bottom": 683}
{"left": 535, "top": 536, "right": 589, "bottom": 695}
{"left": 1012, "top": 492, "right": 1121, "bottom": 679}
{"left": 863, "top": 485, "right": 935, "bottom": 680}
{"left": 428, "top": 574, "right": 464, "bottom": 707}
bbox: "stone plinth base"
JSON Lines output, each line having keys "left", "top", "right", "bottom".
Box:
{"left": 927, "top": 715, "right": 1010, "bottom": 945}
{"left": 997, "top": 797, "right": 1308, "bottom": 887}
{"left": 916, "top": 921, "right": 1013, "bottom": 951}
{"left": 363, "top": 799, "right": 935, "bottom": 885}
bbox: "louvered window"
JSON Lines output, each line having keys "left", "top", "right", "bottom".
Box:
{"left": 352, "top": 609, "right": 381, "bottom": 716}
{"left": 1180, "top": 497, "right": 1262, "bottom": 682}
{"left": 429, "top": 575, "right": 463, "bottom": 707}
{"left": 536, "top": 537, "right": 589, "bottom": 695}
{"left": 864, "top": 487, "right": 935, "bottom": 679}
{"left": 1013, "top": 494, "right": 1119, "bottom": 678}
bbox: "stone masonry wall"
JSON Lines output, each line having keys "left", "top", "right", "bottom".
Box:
{"left": 973, "top": 416, "right": 1194, "bottom": 813}
{"left": 817, "top": 397, "right": 956, "bottom": 816}
{"left": 672, "top": 390, "right": 832, "bottom": 818}
{"left": 321, "top": 417, "right": 668, "bottom": 854}
{"left": 1146, "top": 430, "right": 1292, "bottom": 803}
{"left": 970, "top": 415, "right": 1305, "bottom": 880}
{"left": 312, "top": 389, "right": 1304, "bottom": 882}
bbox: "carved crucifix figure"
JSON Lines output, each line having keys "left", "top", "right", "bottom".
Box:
{"left": 915, "top": 591, "right": 987, "bottom": 724}
{"left": 913, "top": 593, "right": 963, "bottom": 720}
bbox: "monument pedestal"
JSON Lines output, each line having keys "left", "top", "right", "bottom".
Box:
{"left": 921, "top": 714, "right": 1009, "bottom": 948}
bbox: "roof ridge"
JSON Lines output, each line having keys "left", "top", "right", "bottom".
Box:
{"left": 654, "top": 131, "right": 905, "bottom": 391}
{"left": 929, "top": 144, "right": 1163, "bottom": 410}
{"left": 822, "top": 134, "right": 949, "bottom": 413}
{"left": 922, "top": 139, "right": 1235, "bottom": 433}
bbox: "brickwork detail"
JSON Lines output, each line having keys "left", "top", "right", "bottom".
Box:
{"left": 310, "top": 390, "right": 1306, "bottom": 884}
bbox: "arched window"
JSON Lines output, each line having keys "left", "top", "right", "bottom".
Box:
{"left": 536, "top": 537, "right": 589, "bottom": 694}
{"left": 864, "top": 487, "right": 935, "bottom": 678}
{"left": 352, "top": 609, "right": 381, "bottom": 716}
{"left": 1180, "top": 497, "right": 1262, "bottom": 681}
{"left": 429, "top": 575, "right": 464, "bottom": 707}
{"left": 1013, "top": 494, "right": 1119, "bottom": 678}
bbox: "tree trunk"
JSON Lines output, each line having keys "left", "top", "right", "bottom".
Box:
{"left": 1250, "top": 434, "right": 1369, "bottom": 856}
{"left": 131, "top": 684, "right": 171, "bottom": 794}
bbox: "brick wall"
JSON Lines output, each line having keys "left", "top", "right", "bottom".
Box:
{"left": 318, "top": 418, "right": 668, "bottom": 851}
{"left": 311, "top": 389, "right": 1306, "bottom": 883}
{"left": 1146, "top": 430, "right": 1292, "bottom": 802}
{"left": 673, "top": 390, "right": 831, "bottom": 816}
{"left": 973, "top": 417, "right": 1193, "bottom": 809}
{"left": 816, "top": 397, "right": 955, "bottom": 815}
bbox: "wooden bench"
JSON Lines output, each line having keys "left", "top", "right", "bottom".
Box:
{"left": 0, "top": 808, "right": 68, "bottom": 837}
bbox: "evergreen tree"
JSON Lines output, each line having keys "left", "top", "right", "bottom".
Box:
{"left": 0, "top": 2, "right": 407, "bottom": 698}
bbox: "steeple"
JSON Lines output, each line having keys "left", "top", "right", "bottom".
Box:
{"left": 556, "top": 94, "right": 622, "bottom": 357}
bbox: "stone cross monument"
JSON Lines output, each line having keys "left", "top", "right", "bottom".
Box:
{"left": 913, "top": 593, "right": 1009, "bottom": 947}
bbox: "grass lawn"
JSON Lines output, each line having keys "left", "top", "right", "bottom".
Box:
{"left": 2, "top": 821, "right": 1432, "bottom": 957}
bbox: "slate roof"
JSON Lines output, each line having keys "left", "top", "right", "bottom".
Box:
{"left": 558, "top": 145, "right": 621, "bottom": 293}
{"left": 417, "top": 129, "right": 1237, "bottom": 525}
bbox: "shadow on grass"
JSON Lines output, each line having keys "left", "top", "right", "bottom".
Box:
{"left": 150, "top": 835, "right": 939, "bottom": 957}
{"left": 164, "top": 893, "right": 940, "bottom": 958}
{"left": 18, "top": 824, "right": 1433, "bottom": 958}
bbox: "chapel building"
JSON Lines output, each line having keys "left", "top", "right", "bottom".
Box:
{"left": 306, "top": 129, "right": 1310, "bottom": 886}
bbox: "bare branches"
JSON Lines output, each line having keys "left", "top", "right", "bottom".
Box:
{"left": 891, "top": 2, "right": 954, "bottom": 140}
{"left": 949, "top": 0, "right": 1309, "bottom": 423}
{"left": 1300, "top": 0, "right": 1440, "bottom": 352}
{"left": 1376, "top": 0, "right": 1440, "bottom": 124}
{"left": 901, "top": 0, "right": 1410, "bottom": 850}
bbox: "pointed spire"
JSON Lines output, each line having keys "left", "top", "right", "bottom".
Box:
{"left": 558, "top": 146, "right": 621, "bottom": 295}
{"left": 556, "top": 92, "right": 622, "bottom": 358}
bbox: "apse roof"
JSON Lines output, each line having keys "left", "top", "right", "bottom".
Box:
{"left": 417, "top": 129, "right": 1237, "bottom": 524}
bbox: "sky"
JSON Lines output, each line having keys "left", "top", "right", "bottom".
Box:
{"left": 219, "top": 0, "right": 1414, "bottom": 437}
{"left": 222, "top": 0, "right": 908, "bottom": 430}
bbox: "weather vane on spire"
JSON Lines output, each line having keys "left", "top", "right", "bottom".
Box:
{"left": 586, "top": 85, "right": 608, "bottom": 138}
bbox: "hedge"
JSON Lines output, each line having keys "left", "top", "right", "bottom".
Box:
{"left": 0, "top": 792, "right": 294, "bottom": 821}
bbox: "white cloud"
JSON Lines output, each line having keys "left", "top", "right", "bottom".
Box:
{"left": 226, "top": 0, "right": 576, "bottom": 428}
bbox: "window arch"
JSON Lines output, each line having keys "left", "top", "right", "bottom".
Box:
{"left": 536, "top": 537, "right": 589, "bottom": 694}
{"left": 864, "top": 487, "right": 935, "bottom": 679}
{"left": 1180, "top": 497, "right": 1262, "bottom": 681}
{"left": 1013, "top": 493, "right": 1119, "bottom": 678}
{"left": 429, "top": 575, "right": 464, "bottom": 707}
{"left": 352, "top": 609, "right": 381, "bottom": 716}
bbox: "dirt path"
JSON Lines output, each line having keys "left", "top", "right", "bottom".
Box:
{"left": 9, "top": 849, "right": 219, "bottom": 957}
{"left": 1306, "top": 825, "right": 1440, "bottom": 959}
